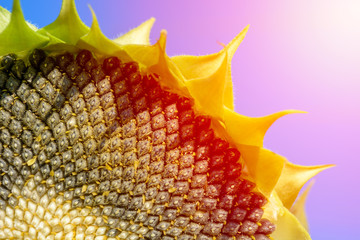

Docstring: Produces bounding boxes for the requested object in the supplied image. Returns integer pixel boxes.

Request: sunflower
[0,0,332,239]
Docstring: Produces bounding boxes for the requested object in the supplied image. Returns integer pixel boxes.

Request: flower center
[0,49,275,240]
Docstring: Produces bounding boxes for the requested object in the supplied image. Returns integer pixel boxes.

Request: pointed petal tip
[276,162,334,209]
[243,24,250,32]
[41,0,89,45]
[287,109,308,114]
[12,0,21,15]
[223,108,307,148]
[11,0,26,22]
[149,17,156,23]
[158,29,167,49]
[148,17,156,29]
[160,29,167,37]
[87,4,99,27]
[0,0,49,55]
[225,24,251,55]
[88,4,96,19]
[267,109,308,122]
[113,17,156,45]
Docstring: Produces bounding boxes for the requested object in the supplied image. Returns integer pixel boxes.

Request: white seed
[61,215,71,225]
[40,195,50,208]
[48,201,57,214]
[85,226,97,235]
[5,206,14,219]
[63,223,74,233]
[4,216,13,228]
[36,205,45,218]
[24,211,33,225]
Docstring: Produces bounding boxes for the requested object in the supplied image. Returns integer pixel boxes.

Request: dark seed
[11,59,26,79]
[91,65,106,83]
[103,56,120,74]
[76,49,93,67]
[24,66,37,83]
[1,54,16,70]
[56,52,74,71]
[66,61,82,79]
[195,115,211,130]
[5,76,20,93]
[0,71,7,87]
[29,49,46,69]
[122,61,138,75]
[40,56,56,76]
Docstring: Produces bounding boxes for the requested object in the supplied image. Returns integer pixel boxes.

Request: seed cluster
[0,49,275,240]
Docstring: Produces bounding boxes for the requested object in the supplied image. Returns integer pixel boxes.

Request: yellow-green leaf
[0,6,11,32]
[43,0,89,45]
[0,0,49,56]
[78,6,128,59]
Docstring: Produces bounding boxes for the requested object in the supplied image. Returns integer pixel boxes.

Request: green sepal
[42,43,81,56]
[37,28,66,46]
[0,0,49,56]
[0,6,11,32]
[42,0,89,45]
[77,6,131,60]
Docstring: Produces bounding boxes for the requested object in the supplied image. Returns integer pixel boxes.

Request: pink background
[3,0,359,239]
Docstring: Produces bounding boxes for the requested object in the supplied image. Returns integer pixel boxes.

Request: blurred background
[2,0,359,239]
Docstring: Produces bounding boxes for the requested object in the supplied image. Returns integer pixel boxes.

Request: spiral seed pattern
[0,49,275,240]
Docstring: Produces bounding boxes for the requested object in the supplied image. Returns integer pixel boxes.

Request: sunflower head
[0,0,332,239]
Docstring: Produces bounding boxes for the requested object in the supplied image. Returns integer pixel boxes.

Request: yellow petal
[275,161,334,209]
[172,25,249,110]
[183,51,228,119]
[171,51,224,80]
[224,106,306,147]
[263,191,311,240]
[262,191,283,222]
[113,18,155,45]
[42,0,89,45]
[272,205,312,240]
[237,144,285,198]
[149,36,189,96]
[290,180,315,231]
[122,30,188,96]
[223,25,249,109]
[121,37,161,67]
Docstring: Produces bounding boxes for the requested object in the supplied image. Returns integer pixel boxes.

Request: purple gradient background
[3,0,359,239]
